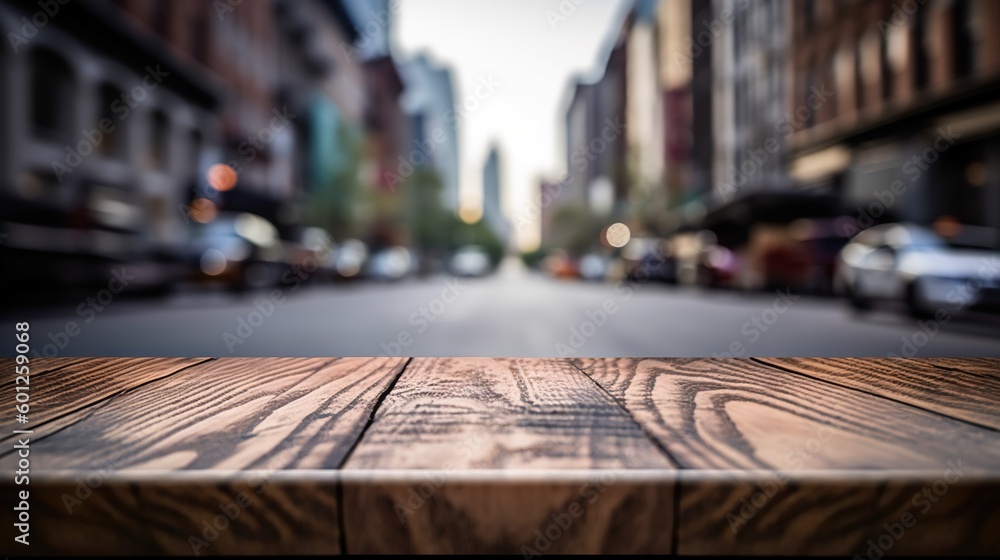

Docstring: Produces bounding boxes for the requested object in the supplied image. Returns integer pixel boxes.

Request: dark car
[623,237,676,283]
[184,212,286,290]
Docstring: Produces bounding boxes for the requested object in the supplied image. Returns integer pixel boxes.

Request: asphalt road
[9,258,1000,358]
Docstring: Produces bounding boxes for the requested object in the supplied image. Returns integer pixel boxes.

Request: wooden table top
[2,357,998,555]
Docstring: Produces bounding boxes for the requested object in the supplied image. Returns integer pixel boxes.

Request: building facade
[399,53,460,213]
[481,144,509,245]
[0,0,222,254]
[0,0,370,292]
[788,0,1000,247]
[712,0,789,203]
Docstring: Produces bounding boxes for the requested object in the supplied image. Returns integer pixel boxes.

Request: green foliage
[550,204,606,256]
[303,122,369,240]
[520,247,549,269]
[405,168,448,251]
[449,218,504,265]
[403,168,503,264]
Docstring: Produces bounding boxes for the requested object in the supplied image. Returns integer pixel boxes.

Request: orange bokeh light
[207,163,238,192]
[190,198,218,224]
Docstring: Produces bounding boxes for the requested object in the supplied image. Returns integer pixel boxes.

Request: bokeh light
[189,198,218,224]
[605,222,631,248]
[207,163,238,192]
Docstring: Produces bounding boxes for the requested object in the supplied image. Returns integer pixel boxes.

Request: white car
[449,245,492,277]
[366,246,414,281]
[834,223,1000,317]
[579,253,610,281]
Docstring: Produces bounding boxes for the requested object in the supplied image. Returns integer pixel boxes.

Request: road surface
[8,258,1000,358]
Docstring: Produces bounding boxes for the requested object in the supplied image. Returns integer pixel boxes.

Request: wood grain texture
[573,358,1000,555]
[0,478,341,556]
[0,357,96,376]
[677,473,1000,556]
[1,357,407,473]
[572,358,1000,470]
[343,477,673,554]
[340,357,674,554]
[7,357,1000,556]
[758,357,1000,431]
[922,358,1000,379]
[343,357,673,470]
[0,357,206,445]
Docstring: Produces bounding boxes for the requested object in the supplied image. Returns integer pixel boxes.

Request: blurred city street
[10,257,1000,358]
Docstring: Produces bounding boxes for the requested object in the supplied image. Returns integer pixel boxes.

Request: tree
[304,121,370,241]
[550,204,606,256]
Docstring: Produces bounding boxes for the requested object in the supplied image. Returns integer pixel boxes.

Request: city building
[0,0,223,257]
[788,0,1000,248]
[0,0,370,292]
[363,55,408,192]
[564,79,597,212]
[624,0,666,230]
[562,21,628,221]
[271,0,366,238]
[399,53,460,213]
[688,0,715,202]
[481,144,509,245]
[592,16,629,217]
[656,0,693,211]
[537,179,563,250]
[711,0,790,203]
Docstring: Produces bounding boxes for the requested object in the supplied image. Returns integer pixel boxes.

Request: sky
[392,0,631,251]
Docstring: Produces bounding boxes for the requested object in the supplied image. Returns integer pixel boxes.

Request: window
[30,48,73,141]
[914,9,928,89]
[148,110,169,170]
[803,1,815,35]
[97,83,124,158]
[953,0,978,78]
[192,10,209,63]
[854,38,865,110]
[150,0,168,37]
[880,29,892,101]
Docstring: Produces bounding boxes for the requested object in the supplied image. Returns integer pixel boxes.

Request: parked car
[366,246,415,281]
[621,237,676,283]
[750,219,853,295]
[0,188,183,294]
[834,223,1000,317]
[449,245,493,277]
[541,250,580,279]
[185,212,285,290]
[697,243,740,288]
[578,252,611,281]
[285,227,336,282]
[332,239,368,280]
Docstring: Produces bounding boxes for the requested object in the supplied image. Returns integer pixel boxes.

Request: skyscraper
[481,144,509,245]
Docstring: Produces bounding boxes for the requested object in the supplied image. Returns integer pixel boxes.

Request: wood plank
[572,358,1000,469]
[10,356,1000,556]
[0,357,207,445]
[2,357,407,472]
[341,357,674,554]
[758,357,1000,431]
[677,472,1000,556]
[343,475,674,555]
[344,357,673,470]
[0,476,341,555]
[573,358,1000,555]
[0,357,96,377]
[922,357,1000,379]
